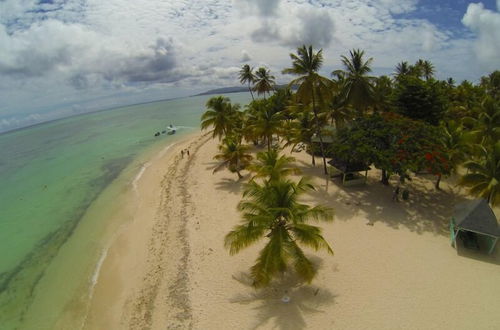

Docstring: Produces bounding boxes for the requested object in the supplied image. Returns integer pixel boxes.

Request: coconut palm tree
[245,99,284,150]
[225,178,333,287]
[336,49,374,116]
[395,61,411,81]
[239,64,256,100]
[253,67,275,98]
[422,60,435,81]
[440,120,470,172]
[463,96,500,146]
[282,103,317,164]
[283,45,333,174]
[459,143,500,206]
[201,96,239,140]
[372,75,393,113]
[213,136,253,179]
[248,149,301,182]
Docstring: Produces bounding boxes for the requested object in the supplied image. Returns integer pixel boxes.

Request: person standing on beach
[181,149,184,158]
[392,185,400,202]
[187,149,190,157]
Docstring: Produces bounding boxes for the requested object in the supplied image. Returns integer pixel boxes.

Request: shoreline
[82,132,207,329]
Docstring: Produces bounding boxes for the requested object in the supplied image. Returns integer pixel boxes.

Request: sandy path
[84,133,209,329]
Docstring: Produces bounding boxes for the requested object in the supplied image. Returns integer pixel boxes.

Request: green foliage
[248,149,301,182]
[282,45,333,173]
[201,96,240,140]
[245,98,284,150]
[253,67,275,98]
[335,49,375,115]
[331,113,448,180]
[480,70,500,99]
[225,178,333,287]
[213,136,253,179]
[239,64,256,100]
[393,76,447,125]
[462,96,500,147]
[460,143,500,206]
[372,75,393,113]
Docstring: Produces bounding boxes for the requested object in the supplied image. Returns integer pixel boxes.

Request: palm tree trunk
[311,90,328,175]
[248,83,255,101]
[381,169,389,185]
[236,170,243,179]
[267,134,272,151]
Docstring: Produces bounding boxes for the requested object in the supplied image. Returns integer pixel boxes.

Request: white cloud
[462,2,500,71]
[240,50,251,62]
[0,0,497,132]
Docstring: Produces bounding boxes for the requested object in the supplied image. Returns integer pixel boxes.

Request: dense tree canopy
[393,76,447,126]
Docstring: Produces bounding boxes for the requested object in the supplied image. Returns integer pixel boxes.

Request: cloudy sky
[1,0,499,132]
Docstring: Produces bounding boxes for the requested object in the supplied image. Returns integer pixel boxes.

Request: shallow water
[0,92,252,329]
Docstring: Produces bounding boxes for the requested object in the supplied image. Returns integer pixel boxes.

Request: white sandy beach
[83,133,500,330]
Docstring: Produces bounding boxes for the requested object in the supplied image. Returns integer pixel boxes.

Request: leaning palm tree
[337,49,374,115]
[248,149,301,182]
[283,45,332,174]
[225,178,333,287]
[253,67,275,98]
[201,96,239,140]
[213,136,253,179]
[459,143,500,206]
[239,64,256,100]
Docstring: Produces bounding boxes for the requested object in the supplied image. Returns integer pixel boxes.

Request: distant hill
[193,84,291,96]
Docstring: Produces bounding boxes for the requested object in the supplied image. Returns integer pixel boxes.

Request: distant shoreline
[0,91,253,136]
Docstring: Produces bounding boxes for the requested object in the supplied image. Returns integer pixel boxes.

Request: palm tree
[283,45,332,174]
[422,60,435,80]
[225,178,333,287]
[246,100,284,151]
[213,136,253,179]
[395,61,411,80]
[463,96,500,146]
[201,96,239,140]
[337,49,374,115]
[239,64,256,100]
[459,143,500,206]
[372,75,393,113]
[253,67,275,98]
[434,120,469,189]
[248,149,301,182]
[282,104,317,164]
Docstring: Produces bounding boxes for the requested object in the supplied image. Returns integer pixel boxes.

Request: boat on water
[166,124,176,135]
[154,124,176,137]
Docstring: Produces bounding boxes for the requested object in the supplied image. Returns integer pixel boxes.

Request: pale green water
[0,92,252,329]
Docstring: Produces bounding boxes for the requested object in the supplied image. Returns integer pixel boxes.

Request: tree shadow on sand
[214,177,248,194]
[229,259,336,330]
[295,159,469,236]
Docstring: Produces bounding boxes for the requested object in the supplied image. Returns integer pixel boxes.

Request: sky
[0,0,499,133]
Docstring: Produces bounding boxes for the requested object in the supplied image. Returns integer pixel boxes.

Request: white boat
[166,124,176,135]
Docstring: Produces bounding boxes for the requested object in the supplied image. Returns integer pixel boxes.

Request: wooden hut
[450,199,500,255]
[327,158,371,186]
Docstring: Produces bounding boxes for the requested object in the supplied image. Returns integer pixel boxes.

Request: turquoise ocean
[0,92,251,329]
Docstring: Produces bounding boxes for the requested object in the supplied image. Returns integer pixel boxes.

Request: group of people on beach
[181,149,190,158]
